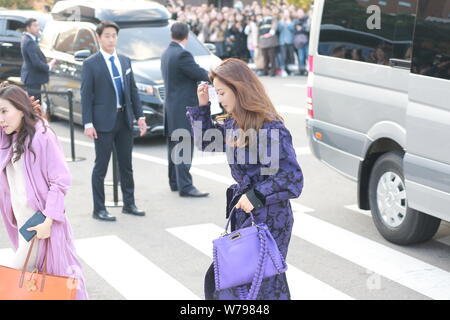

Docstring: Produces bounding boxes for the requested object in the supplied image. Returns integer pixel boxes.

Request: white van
[306,0,450,245]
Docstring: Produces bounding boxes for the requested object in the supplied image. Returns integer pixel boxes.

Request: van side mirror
[74,49,91,61]
[204,43,216,55]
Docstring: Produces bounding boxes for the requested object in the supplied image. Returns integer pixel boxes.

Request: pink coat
[0,120,88,299]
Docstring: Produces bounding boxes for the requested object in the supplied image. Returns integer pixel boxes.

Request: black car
[0,10,52,80]
[41,0,221,137]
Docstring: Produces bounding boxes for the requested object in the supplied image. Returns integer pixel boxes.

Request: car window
[54,26,77,54]
[73,28,98,54]
[318,0,417,65]
[116,25,209,61]
[411,0,450,80]
[5,18,25,37]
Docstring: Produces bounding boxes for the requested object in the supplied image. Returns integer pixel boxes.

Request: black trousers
[262,46,277,76]
[25,83,42,102]
[167,133,194,193]
[92,111,135,212]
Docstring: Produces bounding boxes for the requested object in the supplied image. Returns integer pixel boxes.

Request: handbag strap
[238,225,268,300]
[19,236,49,291]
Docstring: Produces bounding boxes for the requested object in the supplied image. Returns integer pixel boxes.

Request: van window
[40,23,60,49]
[411,0,450,80]
[73,28,98,54]
[54,26,77,54]
[318,0,417,64]
[116,25,209,61]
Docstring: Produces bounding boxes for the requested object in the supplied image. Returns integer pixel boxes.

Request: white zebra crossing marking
[166,223,353,300]
[345,204,371,217]
[0,248,14,267]
[74,235,199,300]
[437,235,450,246]
[284,84,306,88]
[345,204,450,246]
[276,105,307,115]
[58,137,450,299]
[291,211,450,300]
[192,147,311,165]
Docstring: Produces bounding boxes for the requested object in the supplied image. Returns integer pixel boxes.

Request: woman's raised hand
[197,83,210,106]
[29,96,43,116]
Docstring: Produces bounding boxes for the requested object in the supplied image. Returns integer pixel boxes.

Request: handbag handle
[223,206,256,235]
[19,236,49,292]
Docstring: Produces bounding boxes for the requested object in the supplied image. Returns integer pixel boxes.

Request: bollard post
[105,146,123,207]
[65,89,86,162]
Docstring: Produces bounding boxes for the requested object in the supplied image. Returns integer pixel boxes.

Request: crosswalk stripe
[344,205,450,246]
[345,204,372,217]
[291,211,450,300]
[59,136,450,299]
[74,235,199,300]
[276,105,307,115]
[192,147,311,165]
[166,223,353,300]
[437,235,450,246]
[291,201,315,214]
[284,84,306,88]
[0,248,15,267]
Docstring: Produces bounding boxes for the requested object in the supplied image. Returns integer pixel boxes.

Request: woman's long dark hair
[0,84,46,162]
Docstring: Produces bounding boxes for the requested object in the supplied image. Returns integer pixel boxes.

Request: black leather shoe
[93,209,116,222]
[180,187,209,198]
[170,186,178,192]
[122,204,146,216]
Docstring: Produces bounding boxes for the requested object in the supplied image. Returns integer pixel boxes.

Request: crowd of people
[167,0,313,77]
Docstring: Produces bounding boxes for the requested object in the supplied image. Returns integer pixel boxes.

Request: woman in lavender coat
[186,58,304,300]
[0,85,87,299]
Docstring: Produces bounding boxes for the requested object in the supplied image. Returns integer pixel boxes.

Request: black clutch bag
[19,211,46,242]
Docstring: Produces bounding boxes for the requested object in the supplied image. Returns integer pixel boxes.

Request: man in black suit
[81,21,147,222]
[20,18,56,103]
[161,22,210,198]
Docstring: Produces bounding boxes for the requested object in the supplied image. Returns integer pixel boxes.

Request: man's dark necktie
[109,56,125,107]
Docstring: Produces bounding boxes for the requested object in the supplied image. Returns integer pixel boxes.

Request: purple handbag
[212,208,288,300]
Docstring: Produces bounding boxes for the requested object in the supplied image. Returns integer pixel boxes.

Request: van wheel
[368,151,441,245]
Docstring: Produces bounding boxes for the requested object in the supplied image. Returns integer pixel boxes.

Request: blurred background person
[293,9,310,75]
[258,6,279,77]
[161,22,210,198]
[20,18,56,104]
[277,9,295,76]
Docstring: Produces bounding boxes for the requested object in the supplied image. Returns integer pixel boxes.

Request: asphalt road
[0,75,449,300]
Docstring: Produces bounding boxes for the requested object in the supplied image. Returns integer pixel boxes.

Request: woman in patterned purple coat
[186,58,304,300]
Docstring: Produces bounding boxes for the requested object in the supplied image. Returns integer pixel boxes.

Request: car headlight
[136,82,156,95]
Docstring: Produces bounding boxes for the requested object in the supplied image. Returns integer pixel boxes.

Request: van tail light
[308,55,314,73]
[306,55,314,118]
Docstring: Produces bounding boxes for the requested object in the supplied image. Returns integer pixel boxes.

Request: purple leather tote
[213,208,288,300]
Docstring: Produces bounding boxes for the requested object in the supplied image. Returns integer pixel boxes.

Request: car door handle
[1,42,13,48]
[389,58,411,69]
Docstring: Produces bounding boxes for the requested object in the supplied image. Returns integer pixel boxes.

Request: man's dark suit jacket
[160,41,209,136]
[20,34,49,85]
[81,52,144,132]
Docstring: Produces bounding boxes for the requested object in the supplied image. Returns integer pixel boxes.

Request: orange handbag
[0,237,78,300]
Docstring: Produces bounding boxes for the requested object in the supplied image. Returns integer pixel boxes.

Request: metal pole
[65,89,85,162]
[106,146,123,207]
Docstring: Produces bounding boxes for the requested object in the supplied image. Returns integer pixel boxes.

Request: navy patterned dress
[186,103,304,300]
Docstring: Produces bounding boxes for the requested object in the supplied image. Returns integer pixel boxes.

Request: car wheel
[368,151,441,245]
